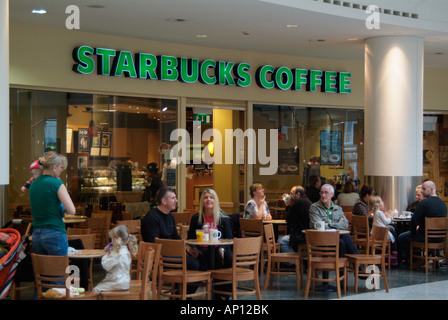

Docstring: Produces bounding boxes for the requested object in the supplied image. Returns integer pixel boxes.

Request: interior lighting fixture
[31,9,47,14]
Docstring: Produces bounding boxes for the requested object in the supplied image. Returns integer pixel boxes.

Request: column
[0,0,9,227]
[364,36,423,212]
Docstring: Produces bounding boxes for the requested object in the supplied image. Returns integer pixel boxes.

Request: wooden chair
[67,227,92,235]
[121,212,133,221]
[179,225,189,240]
[67,233,96,291]
[210,236,262,300]
[345,226,389,293]
[130,242,161,300]
[117,219,142,242]
[351,215,370,254]
[172,211,191,226]
[410,217,448,274]
[304,230,347,299]
[86,217,108,249]
[92,210,113,246]
[240,218,276,276]
[263,223,300,291]
[344,212,353,231]
[100,248,155,300]
[340,206,354,213]
[155,238,212,300]
[31,253,100,300]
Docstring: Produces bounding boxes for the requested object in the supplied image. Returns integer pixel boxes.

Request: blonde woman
[187,189,233,270]
[30,151,75,256]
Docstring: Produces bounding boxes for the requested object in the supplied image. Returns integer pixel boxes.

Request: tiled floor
[11,262,448,300]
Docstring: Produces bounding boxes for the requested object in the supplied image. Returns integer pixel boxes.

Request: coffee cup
[196,229,204,242]
[210,229,222,242]
[314,221,325,231]
[282,193,291,204]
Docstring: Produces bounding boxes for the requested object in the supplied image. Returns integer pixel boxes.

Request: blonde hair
[39,151,68,170]
[249,183,263,198]
[109,225,138,257]
[368,196,382,214]
[198,189,226,225]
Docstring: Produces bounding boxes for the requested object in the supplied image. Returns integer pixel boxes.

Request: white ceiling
[9,0,448,68]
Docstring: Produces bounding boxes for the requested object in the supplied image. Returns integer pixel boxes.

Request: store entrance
[185,105,246,215]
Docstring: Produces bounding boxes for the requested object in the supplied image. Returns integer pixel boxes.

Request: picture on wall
[320,130,343,166]
[78,128,90,153]
[277,149,300,175]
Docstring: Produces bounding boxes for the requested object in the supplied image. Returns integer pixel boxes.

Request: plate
[329,154,341,163]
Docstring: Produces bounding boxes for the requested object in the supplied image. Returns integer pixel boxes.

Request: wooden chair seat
[345,225,389,293]
[304,230,347,299]
[211,236,262,300]
[263,223,300,291]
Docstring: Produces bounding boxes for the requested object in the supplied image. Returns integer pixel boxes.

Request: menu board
[277,149,299,175]
[320,131,343,166]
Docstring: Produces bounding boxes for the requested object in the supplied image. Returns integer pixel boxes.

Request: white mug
[210,229,222,242]
[314,221,325,231]
[203,232,210,242]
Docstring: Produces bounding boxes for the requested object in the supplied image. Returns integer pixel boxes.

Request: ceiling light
[286,24,298,28]
[31,9,47,14]
[196,34,208,38]
[162,106,168,112]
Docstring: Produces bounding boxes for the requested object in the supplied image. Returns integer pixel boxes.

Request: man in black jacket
[279,186,312,253]
[397,180,447,268]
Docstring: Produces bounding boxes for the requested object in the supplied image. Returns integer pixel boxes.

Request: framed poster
[320,131,343,166]
[78,128,90,153]
[277,149,299,175]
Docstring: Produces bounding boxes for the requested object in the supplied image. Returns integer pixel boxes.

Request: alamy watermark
[169,122,278,175]
[66,5,80,30]
[365,5,380,30]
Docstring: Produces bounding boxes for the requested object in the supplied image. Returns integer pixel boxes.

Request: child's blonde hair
[109,225,138,257]
[368,196,382,214]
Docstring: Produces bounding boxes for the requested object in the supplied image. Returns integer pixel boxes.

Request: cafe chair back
[263,223,301,291]
[304,230,347,299]
[67,233,96,291]
[155,238,211,300]
[129,241,161,299]
[100,248,155,300]
[351,215,370,254]
[410,217,448,274]
[31,253,100,300]
[211,236,262,300]
[345,225,389,293]
[67,227,92,235]
[117,219,142,242]
[172,211,192,226]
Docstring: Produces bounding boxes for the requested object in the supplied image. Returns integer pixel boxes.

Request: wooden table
[393,217,411,236]
[302,229,350,234]
[68,249,106,259]
[186,239,233,270]
[264,219,287,240]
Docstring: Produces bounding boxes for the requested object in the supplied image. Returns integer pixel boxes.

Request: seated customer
[309,184,359,256]
[140,187,180,243]
[406,185,424,213]
[336,180,359,206]
[187,189,233,271]
[278,186,311,253]
[243,183,272,220]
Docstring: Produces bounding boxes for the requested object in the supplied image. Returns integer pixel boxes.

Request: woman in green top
[30,151,75,255]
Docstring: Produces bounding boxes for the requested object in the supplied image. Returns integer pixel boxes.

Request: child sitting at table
[93,225,138,292]
[369,196,398,264]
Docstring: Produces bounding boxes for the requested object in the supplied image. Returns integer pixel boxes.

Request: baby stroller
[0,219,32,299]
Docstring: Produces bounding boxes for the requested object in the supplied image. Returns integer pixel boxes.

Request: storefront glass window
[9,88,177,217]
[252,104,365,212]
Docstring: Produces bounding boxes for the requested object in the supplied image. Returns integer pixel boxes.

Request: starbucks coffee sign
[72,45,351,94]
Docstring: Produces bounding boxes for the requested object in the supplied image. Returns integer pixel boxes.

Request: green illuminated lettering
[294,69,308,91]
[179,57,199,83]
[274,67,293,90]
[136,53,158,79]
[217,61,235,85]
[235,63,251,87]
[323,71,337,93]
[96,48,116,76]
[158,55,178,81]
[112,51,137,78]
[72,45,95,74]
[199,60,216,85]
[338,72,351,93]
[307,70,323,92]
[256,65,274,89]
